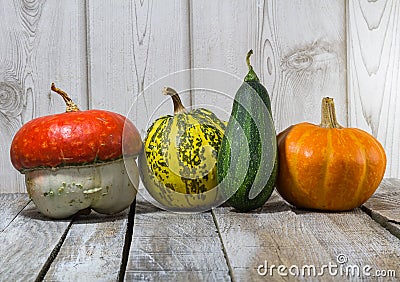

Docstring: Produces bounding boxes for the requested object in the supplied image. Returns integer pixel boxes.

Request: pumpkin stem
[51,83,80,112]
[244,49,260,82]
[320,97,343,129]
[163,87,187,115]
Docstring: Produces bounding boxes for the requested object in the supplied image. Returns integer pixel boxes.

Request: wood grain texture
[87,0,191,138]
[363,178,400,238]
[190,0,250,120]
[44,210,130,281]
[251,0,347,133]
[191,0,347,132]
[0,193,29,232]
[348,0,400,178]
[0,0,88,193]
[0,201,71,280]
[125,196,230,281]
[213,192,400,281]
[2,0,398,191]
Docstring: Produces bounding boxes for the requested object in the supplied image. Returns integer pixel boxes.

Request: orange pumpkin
[276,97,386,211]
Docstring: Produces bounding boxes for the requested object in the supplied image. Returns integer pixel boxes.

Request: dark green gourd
[217,50,278,212]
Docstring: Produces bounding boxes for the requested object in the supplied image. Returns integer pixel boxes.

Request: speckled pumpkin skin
[140,108,226,211]
[277,123,387,211]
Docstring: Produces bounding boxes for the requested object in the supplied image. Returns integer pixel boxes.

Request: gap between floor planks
[362,178,400,239]
[210,180,400,281]
[0,195,135,281]
[0,178,399,281]
[124,179,400,281]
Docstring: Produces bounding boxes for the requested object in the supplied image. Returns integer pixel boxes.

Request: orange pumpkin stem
[163,87,187,115]
[320,97,342,129]
[51,83,80,112]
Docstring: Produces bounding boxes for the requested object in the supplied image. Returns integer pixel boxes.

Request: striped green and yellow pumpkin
[139,87,226,212]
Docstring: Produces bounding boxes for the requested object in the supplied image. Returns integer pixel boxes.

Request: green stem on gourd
[51,83,80,112]
[163,87,187,115]
[320,97,343,129]
[244,49,260,82]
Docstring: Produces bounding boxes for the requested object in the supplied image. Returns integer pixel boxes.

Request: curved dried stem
[51,83,80,112]
[162,87,187,115]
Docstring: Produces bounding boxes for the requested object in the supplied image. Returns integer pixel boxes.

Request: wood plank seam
[0,199,31,233]
[361,205,400,240]
[118,199,137,282]
[35,220,74,282]
[211,210,234,282]
[345,0,350,126]
[83,0,91,111]
[188,0,194,107]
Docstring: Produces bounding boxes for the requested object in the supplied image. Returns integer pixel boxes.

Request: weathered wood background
[1,0,399,193]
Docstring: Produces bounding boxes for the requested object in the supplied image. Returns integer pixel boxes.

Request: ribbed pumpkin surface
[277,122,386,211]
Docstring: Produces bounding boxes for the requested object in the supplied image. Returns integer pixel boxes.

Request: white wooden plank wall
[191,0,249,120]
[251,0,347,132]
[87,0,191,133]
[0,1,87,193]
[1,0,399,193]
[348,0,400,177]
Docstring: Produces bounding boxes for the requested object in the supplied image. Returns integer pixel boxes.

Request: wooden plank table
[0,179,399,281]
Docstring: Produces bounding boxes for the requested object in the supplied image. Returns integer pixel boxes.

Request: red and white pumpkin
[10,84,142,218]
